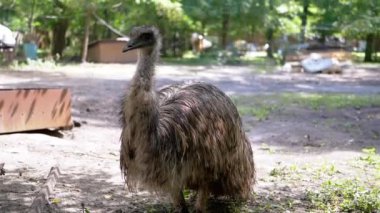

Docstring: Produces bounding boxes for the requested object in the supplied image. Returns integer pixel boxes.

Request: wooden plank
[0,88,73,133]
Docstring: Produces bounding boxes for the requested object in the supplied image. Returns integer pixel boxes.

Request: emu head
[123,26,161,53]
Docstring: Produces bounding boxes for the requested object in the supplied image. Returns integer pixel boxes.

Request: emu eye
[140,32,153,41]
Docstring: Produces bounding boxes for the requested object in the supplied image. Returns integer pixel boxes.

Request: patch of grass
[360,147,380,167]
[161,57,219,66]
[237,105,273,121]
[232,95,277,121]
[162,51,280,72]
[314,163,339,179]
[281,93,380,110]
[232,93,380,118]
[267,162,305,182]
[259,143,276,154]
[306,179,380,212]
[262,148,380,212]
[306,148,380,212]
[269,166,288,178]
[352,52,380,63]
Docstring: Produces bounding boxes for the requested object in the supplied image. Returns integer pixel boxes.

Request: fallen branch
[30,166,61,213]
[0,163,5,175]
[92,12,127,37]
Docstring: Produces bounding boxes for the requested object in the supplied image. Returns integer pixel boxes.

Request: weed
[307,148,380,212]
[269,167,287,178]
[259,143,276,154]
[306,179,380,212]
[360,147,380,166]
[183,189,192,200]
[315,163,339,177]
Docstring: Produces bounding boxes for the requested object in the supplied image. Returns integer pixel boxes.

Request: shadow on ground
[0,169,42,212]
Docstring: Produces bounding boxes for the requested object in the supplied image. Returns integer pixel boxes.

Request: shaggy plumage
[120,26,255,212]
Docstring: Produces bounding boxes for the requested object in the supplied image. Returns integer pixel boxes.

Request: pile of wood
[284,49,351,74]
[285,49,352,62]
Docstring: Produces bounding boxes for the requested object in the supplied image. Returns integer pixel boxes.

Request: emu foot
[194,189,209,213]
[173,205,189,213]
[172,189,189,213]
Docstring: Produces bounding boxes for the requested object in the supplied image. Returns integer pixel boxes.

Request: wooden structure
[0,88,73,134]
[87,40,138,63]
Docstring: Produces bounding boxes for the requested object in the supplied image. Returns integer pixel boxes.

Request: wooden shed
[87,39,138,63]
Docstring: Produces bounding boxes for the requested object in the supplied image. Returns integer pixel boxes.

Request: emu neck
[126,47,159,143]
[131,49,158,91]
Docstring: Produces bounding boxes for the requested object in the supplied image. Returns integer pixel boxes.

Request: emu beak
[122,42,137,52]
[122,39,145,52]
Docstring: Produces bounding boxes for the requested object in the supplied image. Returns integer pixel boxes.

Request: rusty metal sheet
[0,88,73,134]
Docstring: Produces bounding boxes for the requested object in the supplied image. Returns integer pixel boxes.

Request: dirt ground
[0,63,379,212]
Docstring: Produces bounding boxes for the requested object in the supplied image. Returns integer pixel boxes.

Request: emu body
[120,26,255,212]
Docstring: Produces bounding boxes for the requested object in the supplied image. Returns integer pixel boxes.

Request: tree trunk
[266,0,274,58]
[28,0,36,32]
[81,9,91,63]
[266,28,274,58]
[300,0,309,43]
[364,33,374,62]
[221,2,230,49]
[51,0,69,58]
[375,34,379,61]
[201,21,206,34]
[52,18,69,57]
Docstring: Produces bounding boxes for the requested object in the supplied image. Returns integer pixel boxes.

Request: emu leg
[195,189,208,212]
[171,189,188,213]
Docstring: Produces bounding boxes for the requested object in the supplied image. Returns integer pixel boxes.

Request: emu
[120,26,255,212]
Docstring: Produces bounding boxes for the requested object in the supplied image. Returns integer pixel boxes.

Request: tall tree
[182,0,250,49]
[340,0,380,62]
[312,0,343,43]
[300,0,309,43]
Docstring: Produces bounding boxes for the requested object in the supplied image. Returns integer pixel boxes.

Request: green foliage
[340,0,380,37]
[281,93,380,110]
[307,148,380,212]
[269,166,287,178]
[1,0,195,58]
[232,94,277,121]
[2,0,379,60]
[307,179,380,212]
[310,0,343,37]
[360,147,380,167]
[237,105,273,121]
[163,50,279,68]
[352,52,380,63]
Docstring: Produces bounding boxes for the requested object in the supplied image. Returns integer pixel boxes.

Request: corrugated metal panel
[0,88,73,133]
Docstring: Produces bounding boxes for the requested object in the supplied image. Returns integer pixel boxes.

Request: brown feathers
[120,26,255,212]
